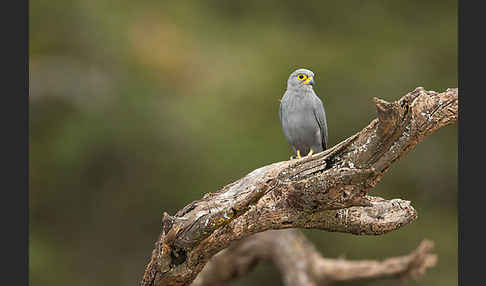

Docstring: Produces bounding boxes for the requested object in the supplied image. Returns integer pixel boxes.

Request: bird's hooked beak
[303,76,314,86]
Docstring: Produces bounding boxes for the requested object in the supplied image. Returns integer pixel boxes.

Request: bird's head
[287,68,315,90]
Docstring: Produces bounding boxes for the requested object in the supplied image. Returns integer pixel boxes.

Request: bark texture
[140,87,458,286]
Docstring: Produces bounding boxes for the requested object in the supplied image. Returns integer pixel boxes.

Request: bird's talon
[307,149,314,156]
[296,150,302,159]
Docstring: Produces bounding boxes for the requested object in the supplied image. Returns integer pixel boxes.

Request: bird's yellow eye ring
[297,74,307,81]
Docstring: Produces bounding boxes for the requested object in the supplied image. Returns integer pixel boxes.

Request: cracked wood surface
[140,87,458,286]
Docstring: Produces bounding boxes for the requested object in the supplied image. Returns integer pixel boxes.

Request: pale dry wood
[140,87,458,286]
[191,229,437,286]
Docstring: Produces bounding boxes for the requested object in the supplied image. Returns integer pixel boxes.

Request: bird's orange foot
[296,150,302,159]
[307,149,314,156]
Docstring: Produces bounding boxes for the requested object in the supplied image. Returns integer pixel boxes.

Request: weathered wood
[140,87,458,286]
[191,229,437,286]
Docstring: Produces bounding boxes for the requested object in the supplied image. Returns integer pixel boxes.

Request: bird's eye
[297,74,307,81]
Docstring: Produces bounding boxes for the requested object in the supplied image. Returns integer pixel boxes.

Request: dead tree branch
[191,229,437,286]
[140,87,458,286]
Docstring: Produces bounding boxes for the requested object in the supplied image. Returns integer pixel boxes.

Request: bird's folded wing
[313,97,328,150]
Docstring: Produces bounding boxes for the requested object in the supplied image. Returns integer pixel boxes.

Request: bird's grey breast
[280,89,321,148]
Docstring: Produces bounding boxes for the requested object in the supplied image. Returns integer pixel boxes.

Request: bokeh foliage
[30,1,457,285]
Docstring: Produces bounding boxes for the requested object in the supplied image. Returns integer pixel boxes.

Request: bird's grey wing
[313,96,328,150]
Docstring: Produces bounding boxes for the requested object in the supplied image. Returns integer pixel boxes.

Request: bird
[279,68,328,159]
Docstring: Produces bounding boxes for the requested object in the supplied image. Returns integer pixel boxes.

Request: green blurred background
[29,1,457,285]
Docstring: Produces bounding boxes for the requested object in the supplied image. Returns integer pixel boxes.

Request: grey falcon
[279,68,328,159]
